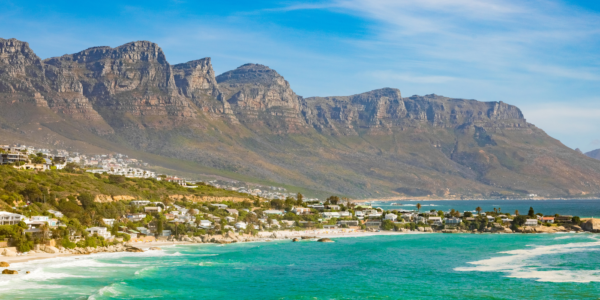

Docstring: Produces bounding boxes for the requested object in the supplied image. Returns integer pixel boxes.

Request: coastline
[0,230,426,266]
[352,197,600,203]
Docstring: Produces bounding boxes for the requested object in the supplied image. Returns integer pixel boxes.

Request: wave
[455,240,600,282]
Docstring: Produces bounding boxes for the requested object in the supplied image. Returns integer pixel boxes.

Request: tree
[528,207,535,217]
[416,203,421,212]
[464,211,473,218]
[296,193,304,206]
[572,216,581,225]
[476,207,482,215]
[156,216,164,236]
[78,193,95,210]
[515,210,519,216]
[64,162,79,173]
[108,175,126,184]
[327,196,340,205]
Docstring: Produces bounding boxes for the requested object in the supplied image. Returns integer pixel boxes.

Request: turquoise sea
[2,200,600,299]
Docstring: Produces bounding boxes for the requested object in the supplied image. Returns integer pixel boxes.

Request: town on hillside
[0,144,301,200]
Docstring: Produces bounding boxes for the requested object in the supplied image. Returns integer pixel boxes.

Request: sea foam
[456,239,600,282]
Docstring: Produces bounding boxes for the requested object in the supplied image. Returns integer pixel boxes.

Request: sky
[2,0,600,151]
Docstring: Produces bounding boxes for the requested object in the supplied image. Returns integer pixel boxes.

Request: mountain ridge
[2,37,600,199]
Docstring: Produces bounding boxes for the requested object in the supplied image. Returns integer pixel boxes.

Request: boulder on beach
[2,248,17,257]
[2,269,17,275]
[301,236,316,240]
[0,262,9,267]
[149,247,162,251]
[43,246,60,254]
[317,238,334,243]
[582,219,600,232]
[292,238,299,242]
[125,247,144,253]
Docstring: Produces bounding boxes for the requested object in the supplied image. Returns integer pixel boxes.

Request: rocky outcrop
[216,64,308,133]
[0,261,9,267]
[582,219,600,232]
[317,238,334,243]
[2,269,17,275]
[1,247,17,257]
[173,58,231,117]
[125,246,144,253]
[0,38,49,107]
[304,90,528,135]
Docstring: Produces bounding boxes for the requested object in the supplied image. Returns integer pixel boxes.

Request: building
[555,215,573,223]
[291,207,311,215]
[445,218,462,227]
[86,227,112,239]
[199,220,213,228]
[385,213,398,221]
[225,209,239,216]
[541,217,555,224]
[165,177,186,186]
[131,200,151,206]
[102,218,116,226]
[235,222,247,230]
[322,212,341,219]
[365,221,382,229]
[211,203,228,209]
[355,211,365,220]
[0,211,26,225]
[525,219,539,227]
[428,217,443,226]
[263,210,284,216]
[326,205,341,211]
[126,213,147,222]
[337,220,359,227]
[144,206,162,213]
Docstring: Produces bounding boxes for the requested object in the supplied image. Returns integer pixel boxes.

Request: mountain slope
[2,37,600,199]
[586,149,600,160]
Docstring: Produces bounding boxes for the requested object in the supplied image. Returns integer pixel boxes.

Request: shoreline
[0,227,589,267]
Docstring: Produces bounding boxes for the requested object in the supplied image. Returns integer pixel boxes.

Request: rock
[149,247,162,251]
[125,247,144,253]
[417,227,425,232]
[26,271,30,274]
[317,238,334,243]
[0,262,9,267]
[292,238,299,242]
[2,269,17,275]
[424,227,433,232]
[582,219,600,232]
[2,248,17,257]
[43,246,60,254]
[301,236,316,240]
[572,225,582,231]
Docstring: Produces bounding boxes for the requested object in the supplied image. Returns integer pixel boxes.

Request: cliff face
[0,38,49,107]
[216,64,308,133]
[303,89,527,135]
[2,38,600,199]
[43,41,196,130]
[172,58,228,117]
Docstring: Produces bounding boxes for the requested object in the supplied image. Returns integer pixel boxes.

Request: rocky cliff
[216,63,308,133]
[2,38,600,198]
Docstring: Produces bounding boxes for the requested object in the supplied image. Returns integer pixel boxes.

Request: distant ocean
[372,199,600,218]
[2,200,600,299]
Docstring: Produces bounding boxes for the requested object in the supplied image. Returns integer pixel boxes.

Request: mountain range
[2,37,600,199]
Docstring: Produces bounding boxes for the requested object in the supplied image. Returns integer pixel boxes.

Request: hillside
[2,38,600,199]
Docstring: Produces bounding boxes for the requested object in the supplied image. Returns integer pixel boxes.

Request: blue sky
[3,0,600,151]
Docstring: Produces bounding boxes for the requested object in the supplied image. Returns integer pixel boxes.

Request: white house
[0,211,26,225]
[235,222,247,230]
[428,217,443,226]
[338,211,351,217]
[445,218,462,225]
[199,220,213,228]
[211,204,228,209]
[86,227,112,239]
[385,213,398,221]
[144,206,162,213]
[322,212,341,219]
[102,218,116,226]
[225,209,239,216]
[525,219,539,227]
[355,211,365,219]
[130,200,151,206]
[126,213,147,222]
[263,210,284,216]
[225,216,236,223]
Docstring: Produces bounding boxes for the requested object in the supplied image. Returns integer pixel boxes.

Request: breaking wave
[455,238,600,282]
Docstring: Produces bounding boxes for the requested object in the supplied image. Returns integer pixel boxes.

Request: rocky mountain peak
[173,58,227,116]
[216,63,285,86]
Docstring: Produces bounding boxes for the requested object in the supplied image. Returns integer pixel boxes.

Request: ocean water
[2,233,600,299]
[371,199,600,217]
